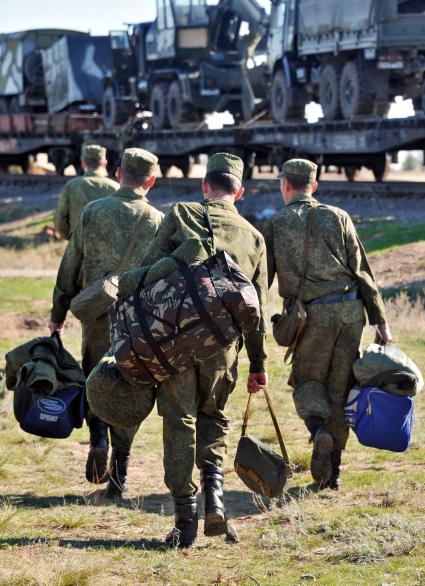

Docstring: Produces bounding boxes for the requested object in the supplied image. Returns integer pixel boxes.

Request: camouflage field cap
[121,148,158,176]
[82,144,106,162]
[277,158,318,183]
[207,152,244,182]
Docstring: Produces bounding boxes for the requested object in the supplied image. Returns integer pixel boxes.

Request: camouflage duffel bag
[109,250,261,385]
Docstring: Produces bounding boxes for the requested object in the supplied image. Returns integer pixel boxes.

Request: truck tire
[167,80,196,129]
[150,83,169,130]
[339,61,374,119]
[319,64,341,120]
[271,70,305,122]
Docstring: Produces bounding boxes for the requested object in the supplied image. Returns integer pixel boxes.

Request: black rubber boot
[326,450,342,491]
[165,496,198,548]
[201,465,228,537]
[306,416,333,485]
[103,448,129,499]
[86,417,109,484]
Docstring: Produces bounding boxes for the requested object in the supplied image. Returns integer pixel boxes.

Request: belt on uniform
[307,290,359,305]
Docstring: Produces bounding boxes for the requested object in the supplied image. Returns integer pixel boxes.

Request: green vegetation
[0,280,424,585]
[358,220,425,255]
[0,277,54,313]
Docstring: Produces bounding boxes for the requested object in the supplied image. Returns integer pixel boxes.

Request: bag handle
[116,203,151,275]
[297,204,317,300]
[242,386,292,472]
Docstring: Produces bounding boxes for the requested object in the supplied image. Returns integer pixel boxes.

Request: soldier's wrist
[249,362,266,374]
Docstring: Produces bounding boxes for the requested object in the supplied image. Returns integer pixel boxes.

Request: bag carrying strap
[202,204,216,255]
[116,203,151,275]
[283,204,317,364]
[241,386,292,476]
[297,204,317,300]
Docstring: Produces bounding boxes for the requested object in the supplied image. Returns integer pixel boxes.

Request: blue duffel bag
[344,385,414,452]
[14,384,85,439]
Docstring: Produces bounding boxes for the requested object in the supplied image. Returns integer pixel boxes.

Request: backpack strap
[202,204,216,255]
[116,203,151,275]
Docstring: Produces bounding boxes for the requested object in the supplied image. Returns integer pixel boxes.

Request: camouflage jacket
[54,171,119,240]
[51,187,164,323]
[143,198,269,373]
[262,194,386,325]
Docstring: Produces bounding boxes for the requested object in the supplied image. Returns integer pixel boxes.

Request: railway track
[0,173,424,199]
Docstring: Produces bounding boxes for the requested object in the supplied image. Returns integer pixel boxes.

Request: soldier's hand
[247,372,268,394]
[375,322,393,345]
[48,321,65,335]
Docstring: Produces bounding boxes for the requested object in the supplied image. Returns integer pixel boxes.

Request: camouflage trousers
[82,315,139,451]
[157,342,239,497]
[289,299,365,450]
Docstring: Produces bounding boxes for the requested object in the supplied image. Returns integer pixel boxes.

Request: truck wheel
[339,61,374,119]
[167,81,196,129]
[319,64,341,120]
[150,83,169,129]
[103,88,117,130]
[271,70,305,122]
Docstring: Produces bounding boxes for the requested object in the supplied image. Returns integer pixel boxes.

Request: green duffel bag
[86,351,156,428]
[234,387,292,498]
[353,343,423,397]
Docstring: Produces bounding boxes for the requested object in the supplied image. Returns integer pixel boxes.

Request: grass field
[0,209,424,585]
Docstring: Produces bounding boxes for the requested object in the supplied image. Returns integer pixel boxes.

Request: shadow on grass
[0,494,84,508]
[0,536,165,551]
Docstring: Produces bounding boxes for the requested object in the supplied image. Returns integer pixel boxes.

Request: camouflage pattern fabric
[81,315,140,451]
[263,193,386,451]
[289,300,366,450]
[206,152,244,181]
[121,148,158,176]
[143,199,269,373]
[51,186,164,324]
[55,171,119,240]
[110,250,261,385]
[157,341,239,497]
[277,158,318,183]
[263,194,386,325]
[86,351,156,429]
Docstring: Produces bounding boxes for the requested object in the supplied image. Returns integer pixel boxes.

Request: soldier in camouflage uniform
[55,144,119,240]
[263,159,392,489]
[143,153,269,547]
[49,148,164,497]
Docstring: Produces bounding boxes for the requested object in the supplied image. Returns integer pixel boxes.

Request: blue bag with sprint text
[345,385,414,452]
[14,384,85,439]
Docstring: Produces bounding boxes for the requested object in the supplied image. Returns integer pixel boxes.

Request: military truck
[268,0,425,121]
[0,29,84,114]
[102,0,269,129]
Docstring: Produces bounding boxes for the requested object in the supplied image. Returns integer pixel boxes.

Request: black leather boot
[326,450,342,491]
[201,465,228,537]
[103,448,129,499]
[306,416,333,485]
[165,496,198,548]
[86,417,109,484]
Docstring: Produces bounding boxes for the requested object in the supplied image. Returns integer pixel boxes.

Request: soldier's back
[79,189,163,288]
[66,173,119,231]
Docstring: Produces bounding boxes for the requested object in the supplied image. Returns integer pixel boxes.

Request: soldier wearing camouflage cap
[263,158,392,489]
[50,147,164,498]
[54,144,119,240]
[142,152,269,548]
